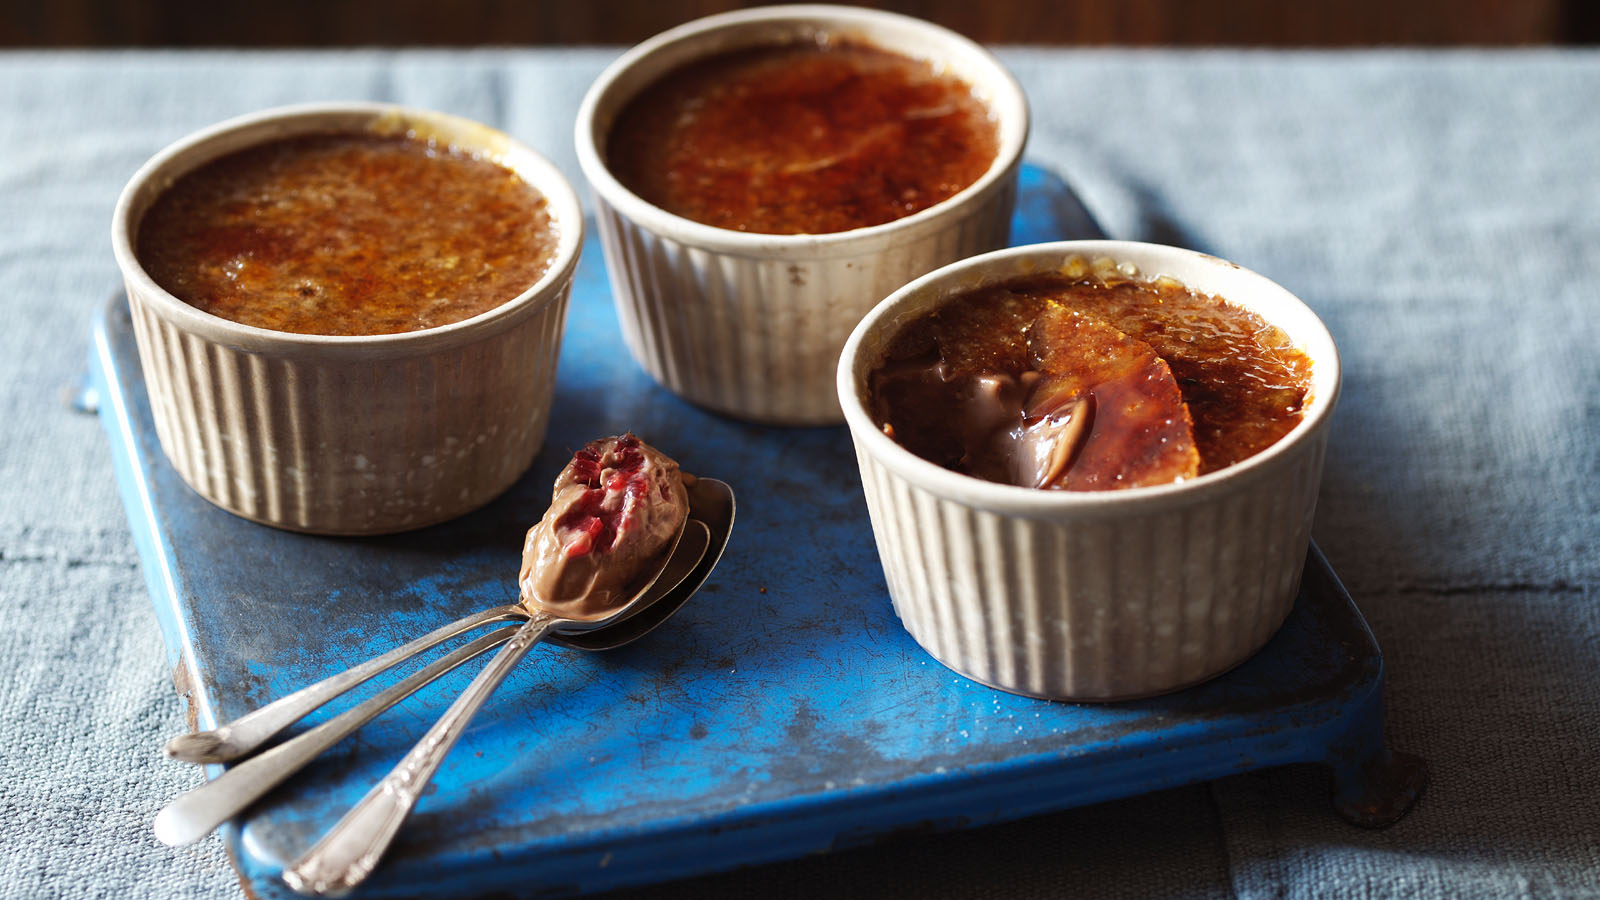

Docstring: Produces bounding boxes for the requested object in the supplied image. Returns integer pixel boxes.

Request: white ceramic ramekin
[112,103,584,535]
[575,5,1029,425]
[838,241,1342,700]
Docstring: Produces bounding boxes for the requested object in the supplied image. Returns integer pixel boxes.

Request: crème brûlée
[136,132,559,336]
[605,39,999,235]
[868,260,1314,491]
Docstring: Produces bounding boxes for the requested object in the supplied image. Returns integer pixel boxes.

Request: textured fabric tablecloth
[2,47,1596,899]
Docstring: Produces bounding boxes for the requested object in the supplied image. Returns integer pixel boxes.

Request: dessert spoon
[284,476,735,896]
[164,606,527,765]
[151,518,713,849]
[164,481,710,766]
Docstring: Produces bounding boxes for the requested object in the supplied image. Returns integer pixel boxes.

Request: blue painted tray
[90,165,1422,899]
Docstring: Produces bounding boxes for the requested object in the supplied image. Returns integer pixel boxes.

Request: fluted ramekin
[838,241,1342,700]
[112,103,584,535]
[575,5,1029,425]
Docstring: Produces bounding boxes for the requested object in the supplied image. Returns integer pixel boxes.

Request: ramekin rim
[572,3,1030,255]
[111,100,584,352]
[836,239,1344,515]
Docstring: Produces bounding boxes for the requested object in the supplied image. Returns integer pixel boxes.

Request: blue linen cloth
[0,47,1596,899]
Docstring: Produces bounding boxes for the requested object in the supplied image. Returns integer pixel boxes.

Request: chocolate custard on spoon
[284,434,697,896]
[520,433,690,619]
[164,434,695,767]
[156,440,733,855]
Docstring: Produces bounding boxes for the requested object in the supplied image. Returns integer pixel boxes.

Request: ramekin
[837,241,1342,700]
[575,4,1029,425]
[112,103,584,535]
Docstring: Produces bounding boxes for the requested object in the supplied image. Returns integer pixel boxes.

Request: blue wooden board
[91,165,1407,899]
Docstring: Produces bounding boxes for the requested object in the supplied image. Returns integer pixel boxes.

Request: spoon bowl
[558,477,734,651]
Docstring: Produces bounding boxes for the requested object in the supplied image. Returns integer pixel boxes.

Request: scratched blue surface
[92,164,1390,899]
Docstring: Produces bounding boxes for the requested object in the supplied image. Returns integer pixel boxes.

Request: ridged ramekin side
[123,276,572,535]
[850,425,1329,701]
[594,178,1014,425]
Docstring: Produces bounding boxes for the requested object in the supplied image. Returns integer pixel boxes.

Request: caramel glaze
[870,274,1313,489]
[606,40,998,235]
[138,133,557,336]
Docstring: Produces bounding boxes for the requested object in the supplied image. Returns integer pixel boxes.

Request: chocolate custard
[519,434,690,620]
[606,40,998,235]
[137,133,558,336]
[869,264,1313,490]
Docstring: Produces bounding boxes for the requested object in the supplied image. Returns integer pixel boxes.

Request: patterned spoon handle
[282,613,557,897]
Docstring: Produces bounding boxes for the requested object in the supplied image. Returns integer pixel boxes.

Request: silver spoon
[164,478,715,766]
[151,519,713,849]
[164,606,526,765]
[283,478,734,897]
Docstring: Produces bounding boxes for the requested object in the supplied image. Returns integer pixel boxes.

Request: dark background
[5,0,1598,46]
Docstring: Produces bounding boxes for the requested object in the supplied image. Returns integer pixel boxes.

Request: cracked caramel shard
[1021,305,1198,489]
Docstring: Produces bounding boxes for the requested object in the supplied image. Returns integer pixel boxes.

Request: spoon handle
[283,613,557,897]
[165,604,528,764]
[153,625,521,848]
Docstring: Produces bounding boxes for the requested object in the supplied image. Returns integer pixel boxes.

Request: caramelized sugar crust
[870,273,1313,489]
[138,133,557,336]
[606,41,998,235]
